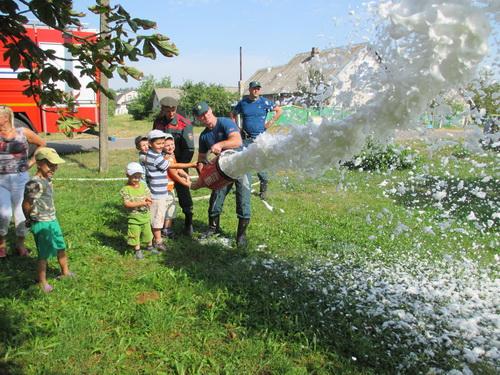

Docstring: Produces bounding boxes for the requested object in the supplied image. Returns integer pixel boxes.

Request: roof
[244,43,370,96]
[115,89,137,103]
[153,87,182,101]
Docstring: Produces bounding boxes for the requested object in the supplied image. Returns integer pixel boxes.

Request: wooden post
[99,0,110,172]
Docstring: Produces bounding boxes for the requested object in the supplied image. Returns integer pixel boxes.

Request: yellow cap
[34,147,65,164]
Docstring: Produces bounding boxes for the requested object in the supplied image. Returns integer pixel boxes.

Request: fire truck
[0,23,100,134]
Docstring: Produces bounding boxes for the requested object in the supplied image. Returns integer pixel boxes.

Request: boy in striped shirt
[145,130,196,250]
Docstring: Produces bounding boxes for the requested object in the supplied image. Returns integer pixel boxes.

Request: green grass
[0,139,498,374]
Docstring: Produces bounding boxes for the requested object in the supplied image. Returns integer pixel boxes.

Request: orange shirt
[165,154,176,191]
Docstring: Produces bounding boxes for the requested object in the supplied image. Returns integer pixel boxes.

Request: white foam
[220,0,493,178]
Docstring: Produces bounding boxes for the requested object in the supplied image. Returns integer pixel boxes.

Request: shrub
[343,138,420,171]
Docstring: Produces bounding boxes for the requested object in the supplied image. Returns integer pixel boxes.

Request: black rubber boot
[259,181,268,201]
[183,213,193,236]
[200,215,220,239]
[236,218,250,249]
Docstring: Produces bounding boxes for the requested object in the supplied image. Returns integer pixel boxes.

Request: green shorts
[31,219,67,260]
[127,213,153,247]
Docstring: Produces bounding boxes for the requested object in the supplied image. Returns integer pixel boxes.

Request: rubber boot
[183,213,193,236]
[200,215,220,239]
[236,218,250,249]
[259,181,268,201]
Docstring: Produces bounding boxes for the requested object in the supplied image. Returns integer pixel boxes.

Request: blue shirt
[233,96,276,138]
[199,117,243,154]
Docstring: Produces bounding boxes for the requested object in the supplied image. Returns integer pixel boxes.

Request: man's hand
[211,143,222,155]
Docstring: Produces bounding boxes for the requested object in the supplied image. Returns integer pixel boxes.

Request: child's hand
[24,218,31,228]
[144,197,153,206]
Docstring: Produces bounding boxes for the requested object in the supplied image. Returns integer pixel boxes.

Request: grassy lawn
[0,136,498,374]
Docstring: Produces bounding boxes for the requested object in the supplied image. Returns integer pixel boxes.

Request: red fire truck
[0,23,100,134]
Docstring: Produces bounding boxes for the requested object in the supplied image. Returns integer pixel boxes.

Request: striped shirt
[145,149,170,198]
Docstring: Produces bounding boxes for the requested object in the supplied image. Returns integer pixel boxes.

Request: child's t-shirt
[138,151,147,183]
[120,182,152,217]
[145,149,170,199]
[24,176,56,222]
[165,154,176,192]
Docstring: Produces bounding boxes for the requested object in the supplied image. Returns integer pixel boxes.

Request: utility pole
[239,46,244,99]
[235,46,244,128]
[99,0,110,172]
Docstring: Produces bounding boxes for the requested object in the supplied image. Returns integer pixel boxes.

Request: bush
[343,138,420,171]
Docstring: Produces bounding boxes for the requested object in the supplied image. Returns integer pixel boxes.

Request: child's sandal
[17,247,30,257]
[56,272,77,281]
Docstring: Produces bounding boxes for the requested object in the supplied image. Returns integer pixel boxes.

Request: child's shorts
[31,219,66,260]
[150,198,167,229]
[127,214,153,247]
[165,190,177,220]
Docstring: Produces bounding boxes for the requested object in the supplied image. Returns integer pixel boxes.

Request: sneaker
[135,250,144,260]
[154,240,169,252]
[161,228,177,239]
[146,246,159,254]
[42,283,54,292]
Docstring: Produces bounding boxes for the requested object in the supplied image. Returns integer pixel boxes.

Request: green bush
[343,138,420,171]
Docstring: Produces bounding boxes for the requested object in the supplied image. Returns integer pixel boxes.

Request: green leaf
[60,70,82,90]
[132,18,157,30]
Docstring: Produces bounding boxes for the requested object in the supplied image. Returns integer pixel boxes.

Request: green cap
[160,97,178,107]
[192,101,210,117]
[249,81,261,88]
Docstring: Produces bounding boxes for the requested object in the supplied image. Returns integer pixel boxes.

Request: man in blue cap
[230,81,282,201]
[192,101,251,249]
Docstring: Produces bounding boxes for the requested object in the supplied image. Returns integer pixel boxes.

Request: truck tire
[14,118,39,158]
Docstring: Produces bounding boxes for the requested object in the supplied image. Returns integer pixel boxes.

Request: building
[114,90,138,115]
[244,43,380,109]
[151,88,182,111]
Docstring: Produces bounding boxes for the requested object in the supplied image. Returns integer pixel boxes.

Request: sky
[71,0,380,90]
[70,0,499,90]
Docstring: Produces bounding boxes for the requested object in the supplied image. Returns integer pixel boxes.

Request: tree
[466,67,500,117]
[128,75,172,120]
[179,81,239,122]
[296,68,332,108]
[0,0,179,133]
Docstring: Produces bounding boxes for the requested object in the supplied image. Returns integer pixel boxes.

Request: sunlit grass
[0,138,498,374]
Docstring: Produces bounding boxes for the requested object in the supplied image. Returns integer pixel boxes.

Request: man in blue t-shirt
[231,81,282,201]
[192,101,251,249]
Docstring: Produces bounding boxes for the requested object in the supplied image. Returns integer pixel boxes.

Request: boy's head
[147,129,167,154]
[34,147,65,178]
[163,133,175,155]
[134,135,148,154]
[126,162,143,186]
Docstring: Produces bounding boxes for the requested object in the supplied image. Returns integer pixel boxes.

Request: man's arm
[211,131,242,155]
[265,106,283,129]
[179,122,195,163]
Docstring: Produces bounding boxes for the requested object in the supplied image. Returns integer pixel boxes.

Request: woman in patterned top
[0,105,46,258]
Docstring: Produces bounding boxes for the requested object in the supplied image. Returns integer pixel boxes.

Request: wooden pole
[99,0,110,172]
